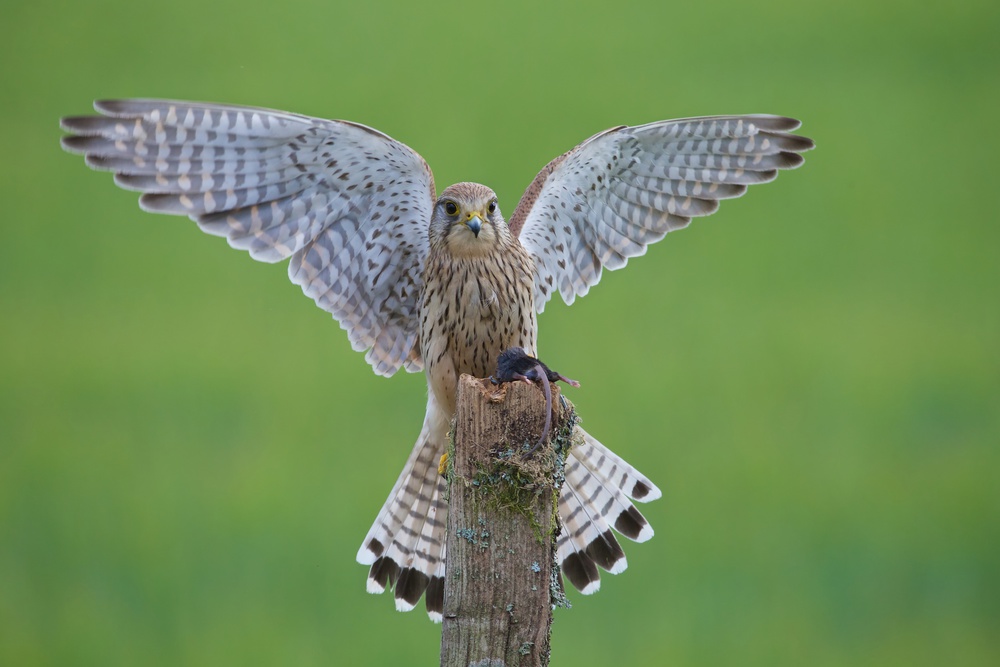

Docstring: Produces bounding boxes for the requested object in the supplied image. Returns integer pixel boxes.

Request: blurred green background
[2,0,997,664]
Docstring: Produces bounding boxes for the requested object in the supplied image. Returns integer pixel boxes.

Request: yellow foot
[438,453,449,477]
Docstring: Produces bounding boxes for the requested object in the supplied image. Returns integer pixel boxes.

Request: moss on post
[440,375,576,667]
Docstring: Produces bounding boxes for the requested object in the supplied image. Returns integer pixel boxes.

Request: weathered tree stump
[440,374,575,667]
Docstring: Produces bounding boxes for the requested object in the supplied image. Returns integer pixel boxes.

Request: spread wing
[508,115,814,311]
[61,99,436,377]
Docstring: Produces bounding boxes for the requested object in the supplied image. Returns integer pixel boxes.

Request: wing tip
[777,132,816,153]
[83,154,113,170]
[138,192,187,214]
[94,99,136,117]
[779,151,807,170]
[59,134,90,154]
[113,172,148,192]
[60,115,99,134]
[752,115,802,132]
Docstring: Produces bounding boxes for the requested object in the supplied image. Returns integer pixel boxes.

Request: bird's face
[429,182,506,256]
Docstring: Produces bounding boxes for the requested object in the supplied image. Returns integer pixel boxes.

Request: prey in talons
[491,347,580,452]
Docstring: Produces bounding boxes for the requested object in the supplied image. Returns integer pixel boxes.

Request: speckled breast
[419,244,537,415]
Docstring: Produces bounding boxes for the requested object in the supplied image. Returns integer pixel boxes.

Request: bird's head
[429,182,507,255]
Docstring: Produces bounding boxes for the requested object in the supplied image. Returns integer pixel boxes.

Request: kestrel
[61,100,813,621]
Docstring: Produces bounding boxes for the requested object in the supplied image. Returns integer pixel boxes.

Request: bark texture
[440,374,573,667]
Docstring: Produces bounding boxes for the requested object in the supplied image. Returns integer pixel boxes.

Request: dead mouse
[491,347,580,452]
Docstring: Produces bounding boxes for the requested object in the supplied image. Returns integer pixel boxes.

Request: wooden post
[440,374,575,667]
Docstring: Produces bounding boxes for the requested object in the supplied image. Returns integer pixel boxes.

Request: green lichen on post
[549,396,582,610]
[455,522,492,551]
[442,377,572,667]
[442,422,458,501]
[462,400,578,544]
[549,561,572,610]
[547,398,581,524]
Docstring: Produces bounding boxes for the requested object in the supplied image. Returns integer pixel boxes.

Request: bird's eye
[487,200,497,215]
[444,201,459,216]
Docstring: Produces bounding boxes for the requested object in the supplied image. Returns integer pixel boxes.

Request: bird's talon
[438,453,449,477]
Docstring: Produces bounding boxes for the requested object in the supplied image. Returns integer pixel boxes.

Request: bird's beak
[465,213,483,238]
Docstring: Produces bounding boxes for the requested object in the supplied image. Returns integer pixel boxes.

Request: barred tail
[556,426,660,593]
[357,408,661,617]
[356,396,451,621]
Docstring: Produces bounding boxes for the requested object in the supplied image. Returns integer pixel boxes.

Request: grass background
[2,0,998,664]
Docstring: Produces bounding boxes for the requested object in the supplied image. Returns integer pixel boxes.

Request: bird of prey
[61,100,813,621]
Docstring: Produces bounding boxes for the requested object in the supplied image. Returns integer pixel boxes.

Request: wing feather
[62,99,436,376]
[511,115,813,311]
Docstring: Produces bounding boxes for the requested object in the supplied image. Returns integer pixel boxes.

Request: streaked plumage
[61,100,813,621]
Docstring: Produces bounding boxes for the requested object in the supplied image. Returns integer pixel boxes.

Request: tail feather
[555,426,656,594]
[557,475,625,594]
[385,464,440,612]
[421,485,448,622]
[389,462,447,612]
[356,396,450,622]
[358,408,660,617]
[574,429,662,502]
[355,422,437,567]
[567,432,655,543]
